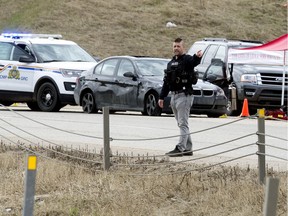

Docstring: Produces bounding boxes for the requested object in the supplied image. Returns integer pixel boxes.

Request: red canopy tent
[243,34,288,52]
[228,34,288,106]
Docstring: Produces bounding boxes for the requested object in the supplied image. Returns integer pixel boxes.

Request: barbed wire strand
[0,133,102,172]
[0,117,102,155]
[110,132,256,159]
[1,104,249,142]
[1,104,285,174]
[112,117,249,141]
[0,104,103,139]
[0,108,254,160]
[0,125,104,164]
[257,152,288,161]
[0,116,257,168]
[257,132,288,142]
[2,119,256,168]
[257,142,288,151]
[126,153,256,176]
[0,111,257,167]
[113,143,256,167]
[264,116,288,122]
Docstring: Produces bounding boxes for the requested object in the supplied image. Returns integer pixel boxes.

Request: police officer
[158,37,203,157]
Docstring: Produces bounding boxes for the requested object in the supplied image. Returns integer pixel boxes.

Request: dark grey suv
[188,38,287,115]
[187,38,263,79]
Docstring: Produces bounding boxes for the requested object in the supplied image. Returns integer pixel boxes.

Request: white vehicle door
[0,42,35,93]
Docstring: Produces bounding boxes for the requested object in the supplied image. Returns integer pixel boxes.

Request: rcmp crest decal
[8,66,20,80]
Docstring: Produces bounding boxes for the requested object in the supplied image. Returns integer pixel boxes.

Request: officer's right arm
[158,75,170,108]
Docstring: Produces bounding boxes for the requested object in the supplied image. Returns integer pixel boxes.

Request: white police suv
[0,33,98,111]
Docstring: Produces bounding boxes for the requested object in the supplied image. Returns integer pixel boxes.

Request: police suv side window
[187,42,208,56]
[214,45,226,62]
[12,46,30,61]
[0,42,13,60]
[202,45,218,64]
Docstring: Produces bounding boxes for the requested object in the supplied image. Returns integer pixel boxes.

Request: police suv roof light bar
[0,33,63,39]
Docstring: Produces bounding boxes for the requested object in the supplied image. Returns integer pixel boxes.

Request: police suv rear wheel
[37,82,60,112]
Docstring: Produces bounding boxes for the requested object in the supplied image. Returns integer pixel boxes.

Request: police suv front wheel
[37,82,61,112]
[27,102,40,111]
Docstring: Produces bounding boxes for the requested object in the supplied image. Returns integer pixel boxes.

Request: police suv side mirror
[206,74,217,82]
[211,58,223,64]
[19,56,35,63]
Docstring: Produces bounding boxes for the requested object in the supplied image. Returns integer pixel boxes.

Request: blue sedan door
[113,59,139,108]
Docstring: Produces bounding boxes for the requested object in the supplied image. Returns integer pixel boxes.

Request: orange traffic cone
[240,98,250,117]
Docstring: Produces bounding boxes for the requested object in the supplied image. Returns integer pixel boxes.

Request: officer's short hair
[174,37,183,43]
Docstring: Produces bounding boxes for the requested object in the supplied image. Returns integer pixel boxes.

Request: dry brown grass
[0,0,286,59]
[0,144,287,216]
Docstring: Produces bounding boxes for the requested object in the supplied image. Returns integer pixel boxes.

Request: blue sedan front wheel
[82,92,98,114]
[143,93,161,116]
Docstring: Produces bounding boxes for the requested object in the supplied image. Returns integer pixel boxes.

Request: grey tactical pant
[170,92,194,152]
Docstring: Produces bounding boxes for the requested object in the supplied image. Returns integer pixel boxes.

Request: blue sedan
[74,56,227,117]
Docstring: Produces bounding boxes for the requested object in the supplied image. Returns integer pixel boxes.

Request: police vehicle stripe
[18,66,43,71]
[4,65,61,74]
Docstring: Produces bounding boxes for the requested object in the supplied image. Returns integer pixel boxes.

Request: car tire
[227,99,242,116]
[37,82,61,112]
[207,113,222,118]
[81,92,98,113]
[27,102,41,111]
[143,92,161,116]
[0,102,13,107]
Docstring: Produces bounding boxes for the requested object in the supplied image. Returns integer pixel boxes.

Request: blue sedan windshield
[135,59,168,76]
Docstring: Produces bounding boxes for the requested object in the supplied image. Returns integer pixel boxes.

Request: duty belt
[171,89,184,94]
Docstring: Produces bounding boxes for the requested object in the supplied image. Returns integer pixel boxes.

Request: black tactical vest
[165,57,189,89]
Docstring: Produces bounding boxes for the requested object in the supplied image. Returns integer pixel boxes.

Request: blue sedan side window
[101,59,118,76]
[117,59,134,77]
[94,62,103,75]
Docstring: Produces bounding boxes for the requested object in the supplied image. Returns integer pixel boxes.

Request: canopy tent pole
[281,51,286,106]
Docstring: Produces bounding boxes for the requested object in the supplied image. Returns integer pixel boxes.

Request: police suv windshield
[32,44,96,62]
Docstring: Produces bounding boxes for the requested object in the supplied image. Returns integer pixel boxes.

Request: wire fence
[0,104,287,176]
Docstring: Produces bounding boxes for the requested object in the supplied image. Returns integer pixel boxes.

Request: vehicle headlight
[216,87,225,96]
[60,69,83,78]
[240,74,257,84]
[156,83,163,88]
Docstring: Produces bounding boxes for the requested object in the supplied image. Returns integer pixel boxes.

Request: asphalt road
[0,104,287,171]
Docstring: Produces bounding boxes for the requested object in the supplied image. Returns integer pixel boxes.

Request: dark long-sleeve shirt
[159,53,201,99]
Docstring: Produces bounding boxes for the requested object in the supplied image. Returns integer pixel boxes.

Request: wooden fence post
[103,107,110,171]
[257,108,266,184]
[263,177,280,216]
[23,154,37,216]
